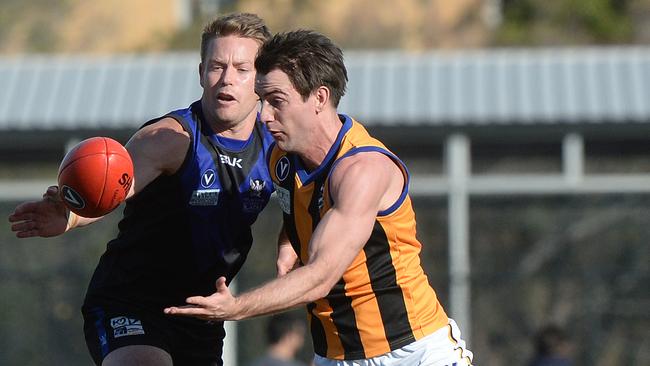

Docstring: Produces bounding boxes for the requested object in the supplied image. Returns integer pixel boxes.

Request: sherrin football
[57,137,133,218]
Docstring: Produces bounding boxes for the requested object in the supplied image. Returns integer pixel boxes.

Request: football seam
[95,137,109,212]
[57,152,112,179]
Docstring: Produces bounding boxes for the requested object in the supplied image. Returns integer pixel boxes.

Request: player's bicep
[125,118,189,196]
[306,155,395,284]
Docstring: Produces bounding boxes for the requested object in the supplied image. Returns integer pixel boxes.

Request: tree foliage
[496,0,634,46]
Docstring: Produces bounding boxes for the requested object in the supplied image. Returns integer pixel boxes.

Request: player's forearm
[233,210,374,319]
[233,262,330,320]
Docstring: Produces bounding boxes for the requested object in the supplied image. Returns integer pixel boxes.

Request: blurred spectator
[249,312,308,366]
[528,325,573,366]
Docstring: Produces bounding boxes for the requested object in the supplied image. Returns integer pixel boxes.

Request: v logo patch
[202,169,216,188]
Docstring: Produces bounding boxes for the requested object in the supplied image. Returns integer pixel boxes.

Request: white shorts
[313,319,473,366]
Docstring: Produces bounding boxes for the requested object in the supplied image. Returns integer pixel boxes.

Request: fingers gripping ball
[57,137,133,218]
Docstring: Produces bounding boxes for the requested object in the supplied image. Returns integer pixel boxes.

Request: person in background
[528,325,574,366]
[250,312,309,366]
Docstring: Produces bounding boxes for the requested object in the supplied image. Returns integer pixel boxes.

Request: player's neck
[207,111,257,141]
[299,111,341,171]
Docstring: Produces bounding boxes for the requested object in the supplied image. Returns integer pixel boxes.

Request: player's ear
[314,86,330,114]
[199,63,205,88]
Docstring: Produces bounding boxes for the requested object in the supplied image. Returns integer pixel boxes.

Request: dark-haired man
[166,30,474,366]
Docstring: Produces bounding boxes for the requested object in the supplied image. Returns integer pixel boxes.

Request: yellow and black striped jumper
[269,114,449,360]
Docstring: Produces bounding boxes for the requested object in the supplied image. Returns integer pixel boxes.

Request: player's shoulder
[329,149,401,193]
[136,117,188,140]
[336,148,393,172]
[129,117,190,156]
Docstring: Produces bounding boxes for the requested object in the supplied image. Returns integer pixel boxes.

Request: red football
[57,137,133,218]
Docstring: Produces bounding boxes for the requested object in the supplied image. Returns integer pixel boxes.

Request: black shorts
[82,296,225,365]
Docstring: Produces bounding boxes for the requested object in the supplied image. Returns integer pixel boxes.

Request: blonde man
[10,13,273,365]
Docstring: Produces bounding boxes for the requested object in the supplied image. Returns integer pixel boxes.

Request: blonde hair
[200,13,271,62]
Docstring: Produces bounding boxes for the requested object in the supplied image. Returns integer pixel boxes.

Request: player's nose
[220,65,236,85]
[258,101,274,124]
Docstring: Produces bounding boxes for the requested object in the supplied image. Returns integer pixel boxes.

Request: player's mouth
[216,92,236,104]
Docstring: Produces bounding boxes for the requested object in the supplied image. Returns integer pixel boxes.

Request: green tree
[496,0,634,45]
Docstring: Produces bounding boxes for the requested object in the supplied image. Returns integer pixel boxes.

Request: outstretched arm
[8,118,189,239]
[165,151,404,320]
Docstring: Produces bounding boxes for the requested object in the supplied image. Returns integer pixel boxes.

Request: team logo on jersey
[275,156,290,182]
[220,154,243,169]
[243,178,268,212]
[61,185,85,210]
[249,178,266,197]
[189,189,220,206]
[201,169,216,188]
[110,316,144,338]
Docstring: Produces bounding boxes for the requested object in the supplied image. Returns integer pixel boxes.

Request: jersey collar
[294,114,353,185]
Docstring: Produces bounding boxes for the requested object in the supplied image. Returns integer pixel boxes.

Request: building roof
[1,47,649,131]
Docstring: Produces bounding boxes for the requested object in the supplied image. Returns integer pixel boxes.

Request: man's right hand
[8,185,69,238]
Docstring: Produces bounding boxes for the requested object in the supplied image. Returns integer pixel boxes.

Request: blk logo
[220,154,243,168]
[275,156,290,182]
[201,169,216,188]
[61,185,85,209]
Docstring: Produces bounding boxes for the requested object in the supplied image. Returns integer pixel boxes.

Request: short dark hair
[266,312,305,345]
[535,325,569,356]
[200,13,271,63]
[255,30,348,107]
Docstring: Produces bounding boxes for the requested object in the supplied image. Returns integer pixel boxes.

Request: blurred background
[1,0,650,365]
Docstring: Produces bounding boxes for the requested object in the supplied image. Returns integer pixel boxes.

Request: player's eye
[270,98,284,108]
